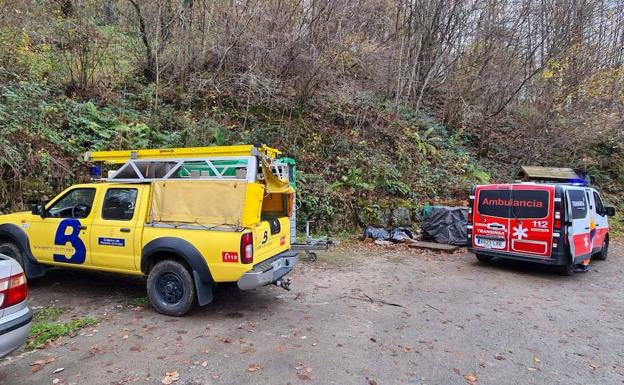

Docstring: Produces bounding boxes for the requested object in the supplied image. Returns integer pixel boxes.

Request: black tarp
[363,226,414,242]
[421,206,468,246]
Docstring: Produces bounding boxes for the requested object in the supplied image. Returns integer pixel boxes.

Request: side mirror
[31,203,47,218]
[605,206,616,217]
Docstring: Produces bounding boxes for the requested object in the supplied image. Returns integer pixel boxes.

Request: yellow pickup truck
[0,145,298,316]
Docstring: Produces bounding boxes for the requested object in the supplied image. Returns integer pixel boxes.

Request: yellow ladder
[84,144,281,164]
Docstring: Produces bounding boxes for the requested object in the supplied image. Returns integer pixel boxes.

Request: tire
[475,254,494,263]
[593,238,608,261]
[147,259,196,316]
[558,258,575,276]
[0,242,24,268]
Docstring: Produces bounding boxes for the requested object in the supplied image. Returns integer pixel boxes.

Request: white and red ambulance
[468,181,615,275]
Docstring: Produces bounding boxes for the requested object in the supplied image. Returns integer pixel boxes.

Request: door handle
[584,227,590,230]
[120,228,131,233]
[78,225,87,230]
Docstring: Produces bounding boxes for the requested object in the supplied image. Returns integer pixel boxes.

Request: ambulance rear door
[507,184,554,257]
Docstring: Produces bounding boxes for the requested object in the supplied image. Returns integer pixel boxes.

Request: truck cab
[0,145,298,316]
[468,179,615,275]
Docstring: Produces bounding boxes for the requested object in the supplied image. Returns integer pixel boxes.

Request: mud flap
[193,271,214,306]
[23,257,46,279]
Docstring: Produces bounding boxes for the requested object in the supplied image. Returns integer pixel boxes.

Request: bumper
[0,307,32,358]
[237,251,299,290]
[468,247,568,266]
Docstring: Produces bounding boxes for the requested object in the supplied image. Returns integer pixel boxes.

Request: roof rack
[515,166,589,186]
[84,144,280,164]
[84,145,288,184]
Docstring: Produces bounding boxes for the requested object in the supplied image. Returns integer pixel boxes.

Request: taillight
[240,233,254,264]
[0,272,27,309]
[468,193,475,225]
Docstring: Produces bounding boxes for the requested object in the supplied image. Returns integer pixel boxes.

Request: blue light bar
[89,166,101,178]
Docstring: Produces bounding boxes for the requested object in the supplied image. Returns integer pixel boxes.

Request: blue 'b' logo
[53,219,86,264]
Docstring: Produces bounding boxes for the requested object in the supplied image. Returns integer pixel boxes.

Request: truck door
[28,187,97,266]
[90,186,143,272]
[565,188,591,259]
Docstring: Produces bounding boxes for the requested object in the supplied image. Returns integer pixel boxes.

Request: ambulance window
[477,190,512,217]
[477,189,549,218]
[593,192,605,215]
[102,188,138,220]
[47,188,96,219]
[568,190,588,219]
[509,190,549,218]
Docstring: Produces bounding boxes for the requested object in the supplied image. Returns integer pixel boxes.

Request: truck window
[477,189,549,219]
[102,188,138,220]
[568,190,588,219]
[47,188,96,219]
[593,192,605,215]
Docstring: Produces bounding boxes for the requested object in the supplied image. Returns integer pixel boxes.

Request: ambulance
[468,167,615,275]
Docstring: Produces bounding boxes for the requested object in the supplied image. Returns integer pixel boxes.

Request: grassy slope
[0,81,490,231]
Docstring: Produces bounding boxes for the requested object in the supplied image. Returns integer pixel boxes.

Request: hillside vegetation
[0,1,622,231]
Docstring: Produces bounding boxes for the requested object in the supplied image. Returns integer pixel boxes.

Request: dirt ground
[1,241,623,385]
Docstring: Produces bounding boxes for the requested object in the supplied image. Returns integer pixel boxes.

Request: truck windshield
[478,189,549,219]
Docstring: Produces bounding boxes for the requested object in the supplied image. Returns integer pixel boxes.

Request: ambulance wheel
[558,259,575,276]
[475,254,494,263]
[0,242,24,269]
[594,238,608,261]
[147,259,196,316]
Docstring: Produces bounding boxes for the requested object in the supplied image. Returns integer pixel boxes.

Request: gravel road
[1,241,622,385]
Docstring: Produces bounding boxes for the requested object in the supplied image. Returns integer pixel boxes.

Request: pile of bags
[361,205,468,246]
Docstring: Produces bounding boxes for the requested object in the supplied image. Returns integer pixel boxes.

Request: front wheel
[593,238,608,261]
[147,259,196,316]
[0,242,24,268]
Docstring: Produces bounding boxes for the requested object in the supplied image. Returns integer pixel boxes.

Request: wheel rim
[157,272,184,304]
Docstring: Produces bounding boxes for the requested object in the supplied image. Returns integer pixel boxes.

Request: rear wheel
[593,238,608,261]
[0,242,24,268]
[558,258,575,276]
[475,254,494,263]
[147,259,196,316]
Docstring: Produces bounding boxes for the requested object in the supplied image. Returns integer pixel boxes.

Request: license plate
[475,236,506,249]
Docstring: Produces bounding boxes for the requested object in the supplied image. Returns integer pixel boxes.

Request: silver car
[0,254,31,357]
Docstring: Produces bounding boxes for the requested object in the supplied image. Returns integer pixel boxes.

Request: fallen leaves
[463,372,478,383]
[30,357,55,373]
[247,363,262,372]
[161,370,179,384]
[240,346,257,354]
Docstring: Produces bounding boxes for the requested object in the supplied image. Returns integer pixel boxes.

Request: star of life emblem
[512,224,528,240]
